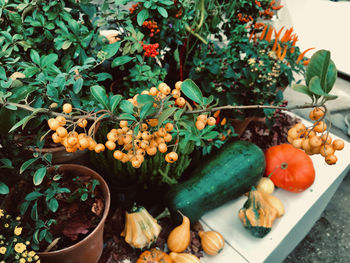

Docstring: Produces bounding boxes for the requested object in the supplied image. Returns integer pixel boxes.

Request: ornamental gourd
[239,188,285,238]
[169,252,200,263]
[136,248,173,263]
[265,144,315,192]
[198,230,225,255]
[121,205,161,249]
[167,213,191,252]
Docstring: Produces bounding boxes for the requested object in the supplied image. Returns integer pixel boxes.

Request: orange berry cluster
[103,81,187,168]
[129,2,140,14]
[142,20,160,37]
[287,107,344,165]
[142,43,159,57]
[195,114,216,131]
[141,81,184,107]
[105,120,178,168]
[47,104,104,153]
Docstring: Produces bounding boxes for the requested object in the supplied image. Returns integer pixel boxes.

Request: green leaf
[81,193,88,201]
[136,94,154,105]
[0,158,13,169]
[306,49,337,93]
[8,108,46,132]
[102,41,121,59]
[23,66,39,77]
[25,191,44,201]
[33,167,47,185]
[139,103,153,119]
[39,229,47,241]
[181,79,204,104]
[174,108,185,121]
[120,100,134,114]
[90,85,109,109]
[31,201,38,221]
[325,60,337,93]
[137,8,149,26]
[158,107,177,125]
[41,53,58,68]
[73,78,84,94]
[30,49,40,65]
[9,115,32,133]
[119,113,137,121]
[157,6,168,18]
[111,56,134,67]
[109,94,122,113]
[0,67,6,80]
[201,131,219,140]
[291,84,313,98]
[48,198,59,212]
[62,40,72,50]
[96,72,112,82]
[5,104,17,110]
[0,182,9,195]
[20,158,37,174]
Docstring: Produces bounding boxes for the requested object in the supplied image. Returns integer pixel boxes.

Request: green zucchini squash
[165,140,266,223]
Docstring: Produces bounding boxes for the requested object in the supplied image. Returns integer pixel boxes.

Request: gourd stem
[280,162,288,170]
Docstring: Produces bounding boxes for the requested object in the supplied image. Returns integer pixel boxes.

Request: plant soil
[98,207,203,263]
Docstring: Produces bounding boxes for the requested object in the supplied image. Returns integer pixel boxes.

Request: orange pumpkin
[265,144,315,193]
[137,248,173,263]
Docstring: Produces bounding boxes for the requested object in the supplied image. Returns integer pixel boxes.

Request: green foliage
[292,49,338,103]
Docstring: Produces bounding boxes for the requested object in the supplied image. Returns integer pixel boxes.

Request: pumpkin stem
[155,207,171,220]
[280,162,288,169]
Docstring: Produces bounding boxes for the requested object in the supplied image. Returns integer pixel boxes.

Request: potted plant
[0,140,111,262]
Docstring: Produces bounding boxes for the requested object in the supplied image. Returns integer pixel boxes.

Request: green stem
[184,24,208,45]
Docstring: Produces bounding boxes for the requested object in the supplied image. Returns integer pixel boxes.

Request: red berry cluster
[142,43,159,57]
[129,2,140,14]
[142,21,160,37]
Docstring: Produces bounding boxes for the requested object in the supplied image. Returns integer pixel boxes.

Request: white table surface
[200,115,350,263]
[275,0,350,75]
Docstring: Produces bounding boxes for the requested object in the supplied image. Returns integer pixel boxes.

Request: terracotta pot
[231,116,266,137]
[37,146,88,165]
[37,164,111,263]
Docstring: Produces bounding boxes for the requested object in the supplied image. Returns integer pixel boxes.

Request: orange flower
[259,24,268,40]
[280,45,287,60]
[296,48,315,64]
[265,26,274,42]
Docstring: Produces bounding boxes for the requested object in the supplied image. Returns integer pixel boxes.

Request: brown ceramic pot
[231,116,266,137]
[37,146,88,165]
[37,164,110,263]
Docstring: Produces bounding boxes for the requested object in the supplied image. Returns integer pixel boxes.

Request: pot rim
[37,164,110,256]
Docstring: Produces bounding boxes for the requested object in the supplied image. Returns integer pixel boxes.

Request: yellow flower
[19,258,26,263]
[4,223,9,228]
[16,216,21,221]
[14,243,26,253]
[28,257,33,262]
[0,209,4,218]
[28,251,35,257]
[0,246,6,254]
[34,255,39,260]
[25,241,30,245]
[14,226,22,236]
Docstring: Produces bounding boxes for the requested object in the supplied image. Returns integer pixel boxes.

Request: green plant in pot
[0,140,110,262]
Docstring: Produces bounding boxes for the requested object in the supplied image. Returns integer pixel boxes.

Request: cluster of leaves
[0,0,115,135]
[189,25,305,119]
[292,50,338,103]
